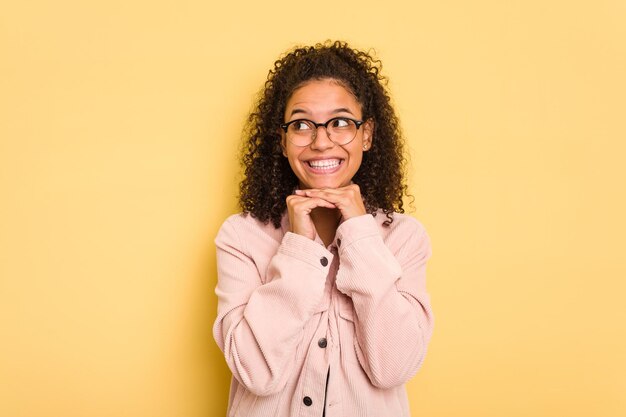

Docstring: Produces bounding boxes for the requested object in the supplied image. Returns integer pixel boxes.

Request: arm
[335,214,434,389]
[212,216,333,396]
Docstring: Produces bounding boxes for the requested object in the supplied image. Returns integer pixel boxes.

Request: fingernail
[294,189,304,195]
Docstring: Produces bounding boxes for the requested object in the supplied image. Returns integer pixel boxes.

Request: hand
[295,184,366,222]
[286,193,336,240]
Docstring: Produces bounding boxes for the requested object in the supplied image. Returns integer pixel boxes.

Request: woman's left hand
[295,184,366,221]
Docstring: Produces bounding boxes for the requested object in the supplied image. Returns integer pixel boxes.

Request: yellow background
[1,0,625,416]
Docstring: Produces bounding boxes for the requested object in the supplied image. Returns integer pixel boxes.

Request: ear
[362,119,374,151]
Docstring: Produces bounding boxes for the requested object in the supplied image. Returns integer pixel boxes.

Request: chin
[301,179,348,190]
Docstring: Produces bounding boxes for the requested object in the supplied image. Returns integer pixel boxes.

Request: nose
[310,125,335,151]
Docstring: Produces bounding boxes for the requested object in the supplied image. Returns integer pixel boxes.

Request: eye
[330,118,351,129]
[291,120,313,131]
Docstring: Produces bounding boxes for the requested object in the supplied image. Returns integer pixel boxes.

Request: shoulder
[216,212,286,246]
[372,210,428,237]
[220,211,283,230]
[373,211,432,260]
[219,212,259,230]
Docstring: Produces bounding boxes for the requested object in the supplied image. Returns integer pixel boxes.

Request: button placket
[300,251,333,415]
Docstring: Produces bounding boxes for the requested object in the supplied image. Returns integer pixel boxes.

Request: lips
[306,158,343,170]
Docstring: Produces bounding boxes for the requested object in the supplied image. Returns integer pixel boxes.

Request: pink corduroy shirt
[213,210,434,417]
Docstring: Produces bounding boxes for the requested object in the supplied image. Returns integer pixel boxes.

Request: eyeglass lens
[287,118,357,146]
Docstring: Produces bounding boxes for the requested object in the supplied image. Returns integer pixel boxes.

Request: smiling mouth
[306,159,343,170]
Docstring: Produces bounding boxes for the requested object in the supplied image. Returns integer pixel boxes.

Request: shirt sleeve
[334,214,434,389]
[212,216,334,396]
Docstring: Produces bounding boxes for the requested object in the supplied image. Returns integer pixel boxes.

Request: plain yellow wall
[1,0,625,416]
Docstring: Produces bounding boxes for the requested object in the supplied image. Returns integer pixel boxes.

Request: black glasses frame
[280,117,365,146]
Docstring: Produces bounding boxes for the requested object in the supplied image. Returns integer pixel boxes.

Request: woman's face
[281,78,373,190]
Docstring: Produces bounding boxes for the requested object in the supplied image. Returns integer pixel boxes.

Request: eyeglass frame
[280,117,366,147]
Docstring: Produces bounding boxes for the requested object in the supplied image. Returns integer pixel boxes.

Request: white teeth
[308,159,341,169]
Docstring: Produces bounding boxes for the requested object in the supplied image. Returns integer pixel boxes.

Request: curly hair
[239,40,410,228]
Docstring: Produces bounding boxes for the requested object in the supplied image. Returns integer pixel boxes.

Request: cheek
[349,147,364,164]
[349,151,366,175]
[352,154,364,169]
[285,149,304,171]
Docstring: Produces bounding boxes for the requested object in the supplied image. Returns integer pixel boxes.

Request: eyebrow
[289,107,355,117]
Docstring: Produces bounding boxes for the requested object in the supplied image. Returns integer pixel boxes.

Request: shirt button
[337,238,341,247]
[320,257,328,267]
[318,338,327,348]
[303,396,313,406]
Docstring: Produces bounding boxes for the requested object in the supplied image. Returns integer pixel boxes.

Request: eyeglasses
[280,117,365,147]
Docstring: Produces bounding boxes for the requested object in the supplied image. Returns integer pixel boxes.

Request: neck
[310,207,341,247]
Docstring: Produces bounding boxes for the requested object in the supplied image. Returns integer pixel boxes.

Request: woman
[213,41,434,417]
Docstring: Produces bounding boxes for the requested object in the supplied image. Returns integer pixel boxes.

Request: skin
[281,78,374,246]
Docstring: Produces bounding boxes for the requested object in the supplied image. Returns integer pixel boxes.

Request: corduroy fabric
[213,211,434,417]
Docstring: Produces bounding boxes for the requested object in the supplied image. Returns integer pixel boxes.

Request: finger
[298,197,336,210]
[290,190,345,207]
[314,183,360,192]
[287,194,334,204]
[302,189,350,204]
[304,184,360,197]
[303,188,342,195]
[301,188,365,219]
[287,195,336,210]
[286,194,307,203]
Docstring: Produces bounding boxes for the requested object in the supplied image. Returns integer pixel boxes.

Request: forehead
[285,79,362,115]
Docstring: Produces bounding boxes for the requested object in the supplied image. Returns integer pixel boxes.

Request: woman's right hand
[286,192,336,240]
